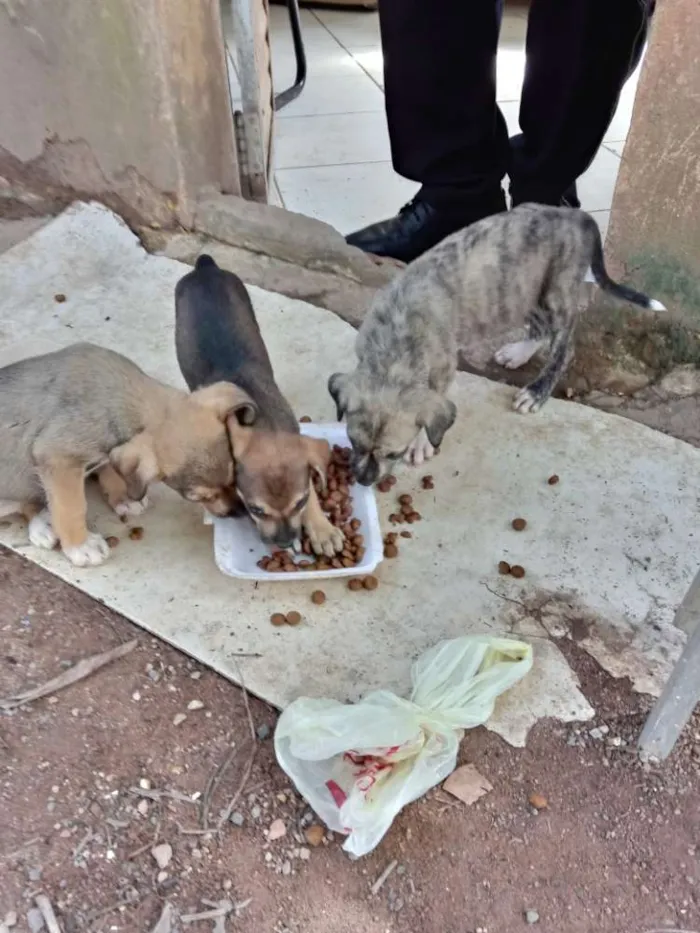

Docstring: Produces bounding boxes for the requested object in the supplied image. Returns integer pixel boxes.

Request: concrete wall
[0,0,240,227]
[606,0,700,323]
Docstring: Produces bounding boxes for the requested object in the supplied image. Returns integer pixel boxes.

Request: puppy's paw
[494,339,541,371]
[404,427,435,467]
[114,495,150,517]
[513,387,546,414]
[28,510,59,550]
[307,515,345,558]
[63,533,111,568]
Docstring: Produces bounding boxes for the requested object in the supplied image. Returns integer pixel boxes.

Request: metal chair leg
[274,0,307,111]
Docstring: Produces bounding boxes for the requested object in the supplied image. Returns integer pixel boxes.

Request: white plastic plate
[213,423,383,581]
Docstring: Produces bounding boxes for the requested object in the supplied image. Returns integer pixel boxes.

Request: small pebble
[282,860,292,876]
[299,847,311,861]
[256,723,271,741]
[229,812,245,827]
[305,824,325,847]
[157,870,168,883]
[251,805,262,819]
[151,842,173,870]
[27,908,45,933]
[172,713,187,726]
[27,867,42,882]
[187,699,204,711]
[528,792,548,811]
[268,819,287,842]
[525,910,540,925]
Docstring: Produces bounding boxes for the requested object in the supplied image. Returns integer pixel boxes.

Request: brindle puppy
[329,204,664,485]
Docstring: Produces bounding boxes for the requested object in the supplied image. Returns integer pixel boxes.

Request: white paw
[403,427,435,466]
[28,510,58,550]
[513,387,545,414]
[494,339,542,370]
[307,518,345,557]
[114,495,149,517]
[63,532,111,568]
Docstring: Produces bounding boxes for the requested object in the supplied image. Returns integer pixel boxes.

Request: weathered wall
[606,0,700,323]
[0,0,240,227]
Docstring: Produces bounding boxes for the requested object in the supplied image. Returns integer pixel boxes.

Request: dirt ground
[1,546,699,933]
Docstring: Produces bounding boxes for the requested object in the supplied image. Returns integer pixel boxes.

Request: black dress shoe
[346,193,506,264]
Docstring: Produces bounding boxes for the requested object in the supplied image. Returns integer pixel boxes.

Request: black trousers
[378,0,653,211]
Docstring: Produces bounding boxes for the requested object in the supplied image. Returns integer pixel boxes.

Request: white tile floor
[262,4,640,238]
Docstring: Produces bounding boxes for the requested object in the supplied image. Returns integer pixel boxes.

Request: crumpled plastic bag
[274,635,533,856]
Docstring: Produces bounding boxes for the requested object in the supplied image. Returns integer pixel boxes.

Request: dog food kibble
[398,494,413,506]
[270,613,287,627]
[511,518,527,531]
[299,415,312,423]
[401,530,413,538]
[363,575,379,591]
[106,536,120,549]
[421,475,434,490]
[498,560,512,575]
[547,474,560,485]
[128,526,144,541]
[348,578,363,592]
[384,543,399,559]
[286,611,302,626]
[510,564,526,579]
[54,293,67,303]
[386,475,398,487]
[377,479,392,493]
[311,590,326,605]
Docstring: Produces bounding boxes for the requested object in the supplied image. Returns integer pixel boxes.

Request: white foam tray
[213,423,383,581]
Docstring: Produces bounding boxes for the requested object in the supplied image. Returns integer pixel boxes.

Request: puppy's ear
[327,372,351,422]
[416,393,457,449]
[303,436,331,492]
[110,433,161,500]
[191,382,257,426]
[225,419,253,460]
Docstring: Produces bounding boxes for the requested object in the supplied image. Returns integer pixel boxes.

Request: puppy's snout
[352,450,380,487]
[271,522,296,549]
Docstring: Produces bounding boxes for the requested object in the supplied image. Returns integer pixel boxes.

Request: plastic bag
[274,635,533,857]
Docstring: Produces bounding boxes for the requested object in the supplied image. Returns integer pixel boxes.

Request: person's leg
[347,0,508,262]
[509,0,653,208]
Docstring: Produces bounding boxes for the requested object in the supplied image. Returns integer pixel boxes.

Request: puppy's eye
[384,451,404,462]
[247,505,267,519]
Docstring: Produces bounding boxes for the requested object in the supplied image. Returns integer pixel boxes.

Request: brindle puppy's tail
[585,214,666,311]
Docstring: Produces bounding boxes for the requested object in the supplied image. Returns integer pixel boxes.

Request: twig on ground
[87,891,140,926]
[181,900,232,923]
[35,895,63,933]
[200,742,237,830]
[371,859,398,895]
[1,836,40,860]
[71,829,93,862]
[175,823,215,837]
[128,787,198,806]
[0,640,137,710]
[150,902,176,933]
[215,665,258,832]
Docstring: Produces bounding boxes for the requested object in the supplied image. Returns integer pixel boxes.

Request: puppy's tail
[585,215,665,311]
[195,254,218,271]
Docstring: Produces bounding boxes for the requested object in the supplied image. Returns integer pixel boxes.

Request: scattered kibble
[363,575,379,591]
[128,526,144,541]
[299,415,312,423]
[511,518,527,531]
[311,590,326,605]
[54,293,67,303]
[510,564,526,579]
[547,474,560,485]
[384,544,399,559]
[421,475,434,490]
[286,611,302,626]
[270,613,287,627]
[106,536,120,549]
[348,578,363,592]
[400,530,413,538]
[498,560,511,575]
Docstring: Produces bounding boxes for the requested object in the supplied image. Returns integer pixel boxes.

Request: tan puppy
[0,343,255,567]
[175,256,343,555]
